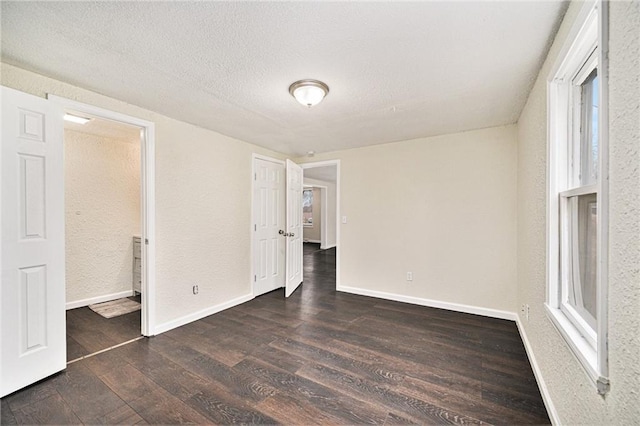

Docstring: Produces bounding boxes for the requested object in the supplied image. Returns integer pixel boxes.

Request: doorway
[50,95,157,341]
[251,155,305,298]
[0,89,156,397]
[63,113,144,361]
[301,160,340,290]
[252,155,286,297]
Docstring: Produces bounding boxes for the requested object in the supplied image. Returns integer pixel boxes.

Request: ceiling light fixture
[289,79,329,108]
[63,113,92,125]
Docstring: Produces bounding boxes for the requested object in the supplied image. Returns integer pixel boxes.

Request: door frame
[48,95,157,336]
[251,154,286,297]
[301,160,341,289]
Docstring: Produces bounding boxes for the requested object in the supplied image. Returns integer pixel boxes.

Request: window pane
[569,193,598,328]
[580,69,598,186]
[303,189,313,225]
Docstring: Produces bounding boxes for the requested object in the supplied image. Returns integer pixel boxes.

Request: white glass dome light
[289,79,329,108]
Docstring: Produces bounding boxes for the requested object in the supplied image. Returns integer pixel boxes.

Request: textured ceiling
[1,1,566,156]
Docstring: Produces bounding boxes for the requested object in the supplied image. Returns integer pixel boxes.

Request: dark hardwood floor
[1,243,549,424]
[66,296,142,361]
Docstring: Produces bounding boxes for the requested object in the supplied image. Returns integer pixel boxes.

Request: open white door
[253,157,286,296]
[285,159,303,297]
[1,87,66,397]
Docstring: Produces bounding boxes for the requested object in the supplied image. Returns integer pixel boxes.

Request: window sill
[544,303,610,394]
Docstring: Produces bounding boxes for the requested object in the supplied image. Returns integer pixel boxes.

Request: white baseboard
[337,285,518,321]
[304,239,321,244]
[153,293,254,335]
[66,290,134,310]
[320,243,336,250]
[516,316,560,425]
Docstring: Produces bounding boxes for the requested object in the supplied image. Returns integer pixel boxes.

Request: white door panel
[285,159,303,297]
[253,158,285,296]
[1,86,66,397]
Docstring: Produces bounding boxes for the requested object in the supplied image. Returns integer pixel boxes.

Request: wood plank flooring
[66,296,141,361]
[1,243,549,424]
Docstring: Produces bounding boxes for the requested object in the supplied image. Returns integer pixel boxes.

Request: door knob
[290,232,295,237]
[279,229,285,235]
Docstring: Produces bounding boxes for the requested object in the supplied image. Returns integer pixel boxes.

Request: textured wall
[0,62,285,329]
[303,187,322,242]
[300,125,518,313]
[65,129,140,304]
[517,1,640,423]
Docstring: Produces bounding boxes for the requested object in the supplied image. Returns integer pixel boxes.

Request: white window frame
[546,0,609,394]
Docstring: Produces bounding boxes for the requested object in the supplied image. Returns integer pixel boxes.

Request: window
[303,189,313,226]
[546,0,609,393]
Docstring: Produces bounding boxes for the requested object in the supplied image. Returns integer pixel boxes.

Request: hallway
[1,244,548,424]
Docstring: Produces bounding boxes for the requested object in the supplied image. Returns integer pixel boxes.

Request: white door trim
[251,154,285,297]
[301,160,341,288]
[319,187,328,249]
[48,95,157,336]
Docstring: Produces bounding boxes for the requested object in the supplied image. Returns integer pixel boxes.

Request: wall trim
[154,293,254,335]
[337,285,517,321]
[66,290,134,310]
[516,316,561,425]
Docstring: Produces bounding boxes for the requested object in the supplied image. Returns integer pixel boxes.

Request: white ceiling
[1,1,566,156]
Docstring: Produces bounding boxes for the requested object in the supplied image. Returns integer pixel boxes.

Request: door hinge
[254,224,257,231]
[254,275,257,282]
[145,238,149,245]
[254,173,257,180]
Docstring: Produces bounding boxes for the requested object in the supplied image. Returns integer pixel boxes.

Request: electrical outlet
[193,285,199,295]
[521,303,526,313]
[406,272,413,281]
[526,304,530,321]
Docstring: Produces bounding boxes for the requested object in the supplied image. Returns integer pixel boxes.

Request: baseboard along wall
[153,293,254,335]
[337,285,517,321]
[66,290,134,310]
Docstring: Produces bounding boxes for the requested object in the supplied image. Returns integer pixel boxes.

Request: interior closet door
[1,86,66,397]
[253,157,286,296]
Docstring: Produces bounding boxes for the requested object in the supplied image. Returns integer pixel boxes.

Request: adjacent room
[1,1,638,425]
[63,113,144,361]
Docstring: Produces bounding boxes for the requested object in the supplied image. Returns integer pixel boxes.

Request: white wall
[0,62,285,332]
[516,1,640,423]
[65,129,140,306]
[303,187,322,242]
[299,125,518,316]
